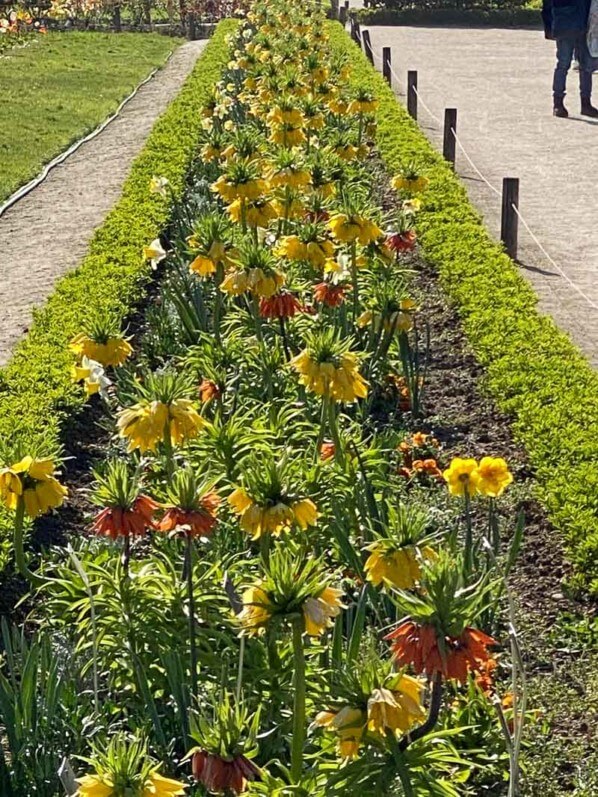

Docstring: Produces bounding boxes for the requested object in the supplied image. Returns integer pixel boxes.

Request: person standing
[542,0,598,117]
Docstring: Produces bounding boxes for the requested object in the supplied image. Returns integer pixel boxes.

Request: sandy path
[364,26,598,367]
[0,39,206,367]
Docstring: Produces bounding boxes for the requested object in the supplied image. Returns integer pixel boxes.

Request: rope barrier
[0,50,174,219]
[367,41,598,313]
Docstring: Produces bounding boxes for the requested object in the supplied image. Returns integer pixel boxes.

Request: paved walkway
[366,26,598,367]
[0,39,206,367]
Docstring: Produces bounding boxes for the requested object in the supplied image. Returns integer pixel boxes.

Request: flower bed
[0,2,571,795]
[0,19,235,569]
[328,23,598,597]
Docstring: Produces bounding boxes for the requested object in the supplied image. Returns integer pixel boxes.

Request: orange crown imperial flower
[385,621,497,684]
[92,495,159,540]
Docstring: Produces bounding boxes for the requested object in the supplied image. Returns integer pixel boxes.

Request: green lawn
[0,32,180,203]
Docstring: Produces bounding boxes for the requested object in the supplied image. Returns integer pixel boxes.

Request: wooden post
[501,178,520,260]
[382,47,391,85]
[407,71,418,120]
[187,11,196,40]
[443,108,457,168]
[339,4,347,24]
[353,19,361,44]
[362,29,374,64]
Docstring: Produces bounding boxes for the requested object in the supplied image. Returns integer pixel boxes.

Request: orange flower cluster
[259,291,303,319]
[158,493,220,538]
[398,432,443,482]
[92,495,158,540]
[313,282,349,308]
[385,621,497,684]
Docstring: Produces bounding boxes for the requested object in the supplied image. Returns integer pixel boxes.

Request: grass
[0,32,180,203]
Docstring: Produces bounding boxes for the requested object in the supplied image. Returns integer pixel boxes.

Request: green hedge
[355,7,542,27]
[0,21,236,565]
[329,22,598,595]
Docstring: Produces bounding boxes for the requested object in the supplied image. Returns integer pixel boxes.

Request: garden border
[328,21,598,595]
[0,19,237,559]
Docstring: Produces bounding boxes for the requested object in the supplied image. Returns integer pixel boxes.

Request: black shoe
[553,98,569,117]
[581,99,598,117]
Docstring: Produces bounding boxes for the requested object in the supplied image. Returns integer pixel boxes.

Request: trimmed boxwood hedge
[0,21,236,565]
[355,7,542,28]
[329,22,598,595]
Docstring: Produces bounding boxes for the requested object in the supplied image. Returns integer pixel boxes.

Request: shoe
[581,99,598,117]
[553,98,569,117]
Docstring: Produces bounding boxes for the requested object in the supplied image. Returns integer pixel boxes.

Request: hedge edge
[329,22,598,595]
[0,21,236,559]
[354,7,542,28]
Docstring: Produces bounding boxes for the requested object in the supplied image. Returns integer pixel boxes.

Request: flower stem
[291,617,306,783]
[162,419,175,479]
[463,488,473,574]
[350,240,359,321]
[13,499,43,588]
[279,316,291,360]
[186,532,199,702]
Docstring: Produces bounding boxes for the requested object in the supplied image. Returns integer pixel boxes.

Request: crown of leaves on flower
[119,369,197,407]
[223,127,264,160]
[300,327,361,369]
[221,158,265,188]
[188,690,261,761]
[185,331,246,389]
[91,459,144,512]
[79,734,159,795]
[267,147,308,175]
[392,549,496,639]
[394,160,427,183]
[362,274,413,318]
[187,214,235,255]
[162,466,216,514]
[367,503,435,553]
[73,314,129,346]
[235,240,278,274]
[329,649,401,710]
[233,451,312,509]
[242,543,336,625]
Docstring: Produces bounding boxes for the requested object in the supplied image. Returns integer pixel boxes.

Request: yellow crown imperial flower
[366,677,425,735]
[302,586,344,636]
[328,214,383,246]
[443,457,480,498]
[220,269,249,296]
[142,771,187,796]
[117,399,203,454]
[70,333,133,368]
[76,774,114,797]
[477,456,513,498]
[228,488,317,540]
[0,456,67,519]
[364,542,435,590]
[291,350,368,403]
[312,706,366,759]
[392,175,429,194]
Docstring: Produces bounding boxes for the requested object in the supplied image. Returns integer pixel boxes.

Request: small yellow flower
[443,457,480,497]
[477,457,513,497]
[303,586,344,635]
[143,238,167,268]
[292,498,318,529]
[328,214,382,246]
[291,351,368,403]
[392,175,429,194]
[313,706,366,759]
[220,270,249,296]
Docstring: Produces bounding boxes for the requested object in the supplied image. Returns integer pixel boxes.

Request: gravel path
[0,39,206,367]
[365,26,598,367]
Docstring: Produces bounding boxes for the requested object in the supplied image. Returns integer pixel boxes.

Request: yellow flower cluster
[228,488,318,539]
[328,213,383,245]
[443,456,513,498]
[0,456,67,519]
[291,350,368,403]
[313,674,425,759]
[364,542,435,590]
[76,770,186,797]
[275,235,334,268]
[70,333,132,368]
[117,399,203,454]
[220,267,284,298]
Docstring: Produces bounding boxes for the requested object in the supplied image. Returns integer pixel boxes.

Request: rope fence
[346,15,598,313]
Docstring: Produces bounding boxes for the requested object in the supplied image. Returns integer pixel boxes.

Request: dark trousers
[553,35,593,99]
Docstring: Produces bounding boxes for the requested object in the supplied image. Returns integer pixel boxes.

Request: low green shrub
[0,20,237,567]
[356,6,542,27]
[329,22,598,595]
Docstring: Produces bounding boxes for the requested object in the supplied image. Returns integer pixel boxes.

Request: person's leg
[553,36,575,115]
[577,36,598,114]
